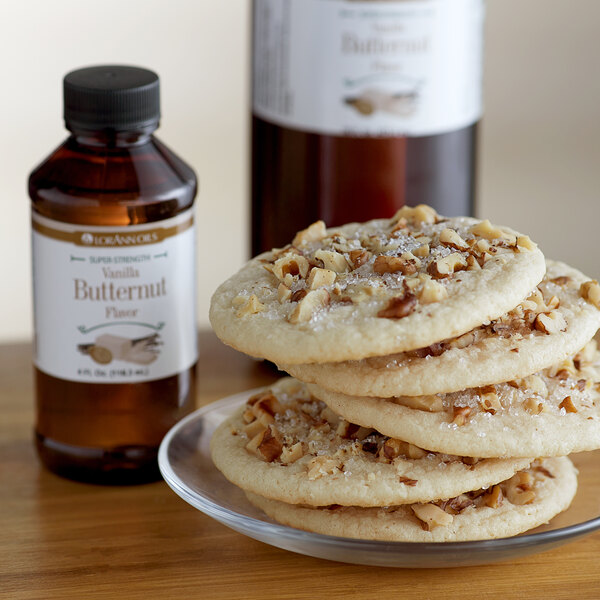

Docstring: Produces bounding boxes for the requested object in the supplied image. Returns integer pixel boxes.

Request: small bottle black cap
[63,65,160,131]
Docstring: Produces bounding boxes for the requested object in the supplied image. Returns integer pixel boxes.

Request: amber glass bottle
[29,66,197,484]
[252,0,483,254]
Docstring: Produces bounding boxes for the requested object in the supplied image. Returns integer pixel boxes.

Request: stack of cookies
[209,205,600,541]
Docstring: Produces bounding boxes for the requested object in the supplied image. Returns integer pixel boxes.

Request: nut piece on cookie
[419,279,448,304]
[413,242,430,258]
[292,220,326,247]
[520,375,548,396]
[280,442,304,465]
[392,204,438,225]
[395,394,444,413]
[377,294,418,319]
[378,438,427,461]
[478,386,502,414]
[439,228,469,250]
[250,392,284,425]
[428,253,468,278]
[484,484,504,508]
[504,472,536,505]
[236,294,265,318]
[245,426,283,463]
[348,249,370,269]
[411,503,454,530]
[277,283,292,303]
[516,235,537,252]
[580,280,600,309]
[469,219,517,245]
[288,289,330,323]
[314,249,349,273]
[451,406,471,426]
[307,267,336,289]
[272,253,310,282]
[534,311,567,334]
[559,396,578,413]
[373,255,417,275]
[306,456,341,480]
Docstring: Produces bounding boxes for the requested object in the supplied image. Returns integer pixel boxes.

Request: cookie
[310,342,600,458]
[210,206,545,364]
[210,379,531,507]
[245,458,577,542]
[282,261,600,396]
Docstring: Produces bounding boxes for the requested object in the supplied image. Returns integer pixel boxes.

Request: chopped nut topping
[516,235,537,252]
[533,464,555,478]
[377,294,418,319]
[504,472,536,505]
[307,267,336,289]
[419,279,448,304]
[484,485,503,508]
[245,426,283,463]
[438,494,474,515]
[412,503,454,530]
[451,406,471,426]
[373,255,417,275]
[251,393,284,425]
[292,220,326,246]
[469,220,517,245]
[428,252,468,278]
[277,283,292,303]
[551,276,572,286]
[243,416,268,438]
[466,255,482,271]
[242,408,255,424]
[448,331,475,350]
[272,254,310,281]
[291,289,308,303]
[280,442,304,465]
[379,438,427,461]
[398,476,419,486]
[288,289,330,323]
[524,397,544,414]
[393,204,438,225]
[413,242,430,258]
[405,277,421,291]
[520,374,548,396]
[580,280,600,309]
[394,394,444,413]
[534,311,567,334]
[439,228,469,250]
[236,294,265,318]
[314,249,349,273]
[348,249,370,269]
[306,456,340,480]
[335,420,374,441]
[478,385,502,414]
[559,396,578,413]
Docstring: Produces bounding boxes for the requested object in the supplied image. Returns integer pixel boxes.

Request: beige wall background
[0,0,598,343]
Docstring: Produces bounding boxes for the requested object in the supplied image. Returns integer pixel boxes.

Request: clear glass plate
[158,389,600,568]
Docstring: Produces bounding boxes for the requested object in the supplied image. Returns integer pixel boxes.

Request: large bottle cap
[63,65,160,131]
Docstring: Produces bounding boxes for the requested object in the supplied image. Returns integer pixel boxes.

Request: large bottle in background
[252,0,484,254]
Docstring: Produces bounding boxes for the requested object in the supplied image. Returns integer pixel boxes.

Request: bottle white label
[32,209,197,384]
[253,0,484,137]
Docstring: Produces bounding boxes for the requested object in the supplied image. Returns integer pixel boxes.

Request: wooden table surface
[2,331,600,599]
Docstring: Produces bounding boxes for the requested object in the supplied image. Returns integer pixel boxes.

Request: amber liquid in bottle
[30,128,197,484]
[251,118,477,254]
[251,0,482,254]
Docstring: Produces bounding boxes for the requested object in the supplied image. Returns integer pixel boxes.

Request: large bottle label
[253,0,484,137]
[32,210,197,383]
